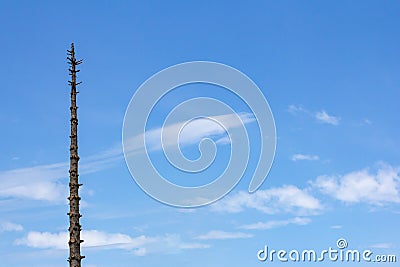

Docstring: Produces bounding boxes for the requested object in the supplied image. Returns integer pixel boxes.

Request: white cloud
[313,164,400,205]
[179,242,210,249]
[330,225,343,229]
[215,136,231,145]
[0,221,23,232]
[195,230,253,240]
[315,110,340,125]
[15,231,69,250]
[1,112,253,204]
[287,105,308,114]
[15,230,209,256]
[0,163,69,203]
[0,146,123,203]
[15,230,142,250]
[239,217,311,230]
[291,154,320,161]
[288,105,340,125]
[125,112,255,154]
[84,230,151,249]
[363,118,372,125]
[159,234,210,252]
[211,185,323,215]
[370,243,393,249]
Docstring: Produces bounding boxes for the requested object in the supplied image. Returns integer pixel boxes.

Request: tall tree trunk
[67,43,84,267]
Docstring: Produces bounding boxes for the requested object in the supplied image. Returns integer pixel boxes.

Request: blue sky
[1,1,400,266]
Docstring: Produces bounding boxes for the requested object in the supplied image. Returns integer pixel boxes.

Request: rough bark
[67,43,84,267]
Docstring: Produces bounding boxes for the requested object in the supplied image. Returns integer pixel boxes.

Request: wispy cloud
[239,217,311,230]
[0,221,23,233]
[15,230,154,255]
[315,110,340,125]
[312,163,400,205]
[195,230,253,240]
[370,243,393,249]
[0,162,69,203]
[288,105,308,114]
[330,225,343,229]
[15,230,209,256]
[0,146,123,203]
[363,118,372,125]
[288,105,340,126]
[211,185,323,215]
[1,112,254,205]
[291,154,320,161]
[215,136,231,145]
[124,112,255,154]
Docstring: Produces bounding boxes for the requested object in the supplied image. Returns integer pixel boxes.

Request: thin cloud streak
[0,112,254,204]
[0,146,123,203]
[292,154,320,161]
[124,112,255,155]
[288,105,340,126]
[370,243,393,249]
[239,217,311,230]
[195,230,253,240]
[288,105,309,115]
[0,221,23,233]
[15,230,209,256]
[315,110,340,125]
